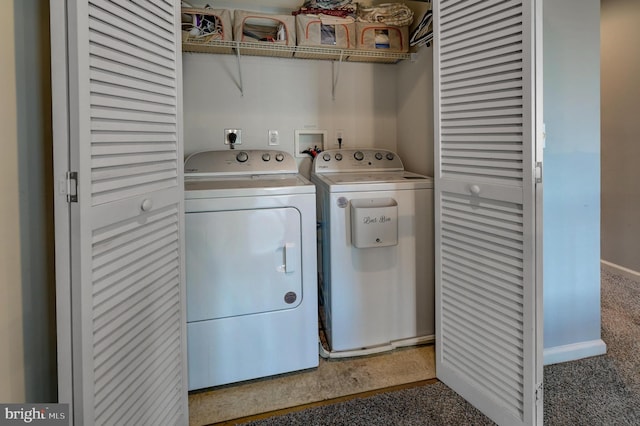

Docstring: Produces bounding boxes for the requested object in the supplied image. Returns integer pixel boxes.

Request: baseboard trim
[543,339,607,365]
[601,260,640,282]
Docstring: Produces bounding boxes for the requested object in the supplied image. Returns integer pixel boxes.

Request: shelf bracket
[332,51,344,101]
[234,42,244,97]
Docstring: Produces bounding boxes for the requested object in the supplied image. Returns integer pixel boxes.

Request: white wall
[0,0,25,403]
[396,45,434,177]
[182,54,398,175]
[396,2,434,177]
[542,0,606,364]
[601,0,640,274]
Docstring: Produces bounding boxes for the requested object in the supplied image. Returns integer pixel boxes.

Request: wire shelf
[182,40,411,64]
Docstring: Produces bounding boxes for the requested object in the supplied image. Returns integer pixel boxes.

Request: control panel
[184,150,298,176]
[314,149,404,173]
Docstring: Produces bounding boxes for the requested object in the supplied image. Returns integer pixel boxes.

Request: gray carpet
[242,268,640,425]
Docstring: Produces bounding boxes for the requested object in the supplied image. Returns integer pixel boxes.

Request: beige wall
[14,0,57,401]
[601,0,640,273]
[0,0,25,403]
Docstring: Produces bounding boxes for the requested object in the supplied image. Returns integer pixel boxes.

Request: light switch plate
[268,130,279,146]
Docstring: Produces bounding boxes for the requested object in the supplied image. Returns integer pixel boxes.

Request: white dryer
[184,150,318,390]
[311,149,434,357]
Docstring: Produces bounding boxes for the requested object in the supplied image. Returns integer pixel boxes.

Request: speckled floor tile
[188,344,435,425]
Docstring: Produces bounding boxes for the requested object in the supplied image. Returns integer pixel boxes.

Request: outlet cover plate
[224,128,242,145]
[268,130,279,146]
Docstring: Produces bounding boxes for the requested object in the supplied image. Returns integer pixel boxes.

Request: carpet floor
[239,268,640,425]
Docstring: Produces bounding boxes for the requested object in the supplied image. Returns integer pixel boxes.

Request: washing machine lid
[313,171,433,192]
[321,171,428,184]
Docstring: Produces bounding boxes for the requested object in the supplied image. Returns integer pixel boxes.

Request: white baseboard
[601,260,640,282]
[543,339,607,365]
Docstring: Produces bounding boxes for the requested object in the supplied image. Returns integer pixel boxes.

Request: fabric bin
[356,22,409,53]
[296,15,356,49]
[181,8,233,54]
[181,8,233,42]
[234,10,296,57]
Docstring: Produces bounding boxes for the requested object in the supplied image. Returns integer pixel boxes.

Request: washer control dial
[386,152,395,161]
[354,151,364,161]
[236,151,249,163]
[275,153,285,162]
[335,153,343,161]
[323,153,331,161]
[375,152,383,160]
[261,153,271,161]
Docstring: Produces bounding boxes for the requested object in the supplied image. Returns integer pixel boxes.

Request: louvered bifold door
[433,1,542,425]
[64,1,187,424]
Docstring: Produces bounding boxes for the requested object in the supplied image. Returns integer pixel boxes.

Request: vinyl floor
[188,342,435,425]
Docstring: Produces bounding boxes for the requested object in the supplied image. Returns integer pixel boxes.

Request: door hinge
[535,382,543,404]
[534,162,543,184]
[66,171,78,203]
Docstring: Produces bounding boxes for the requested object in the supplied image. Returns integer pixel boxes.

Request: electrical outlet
[224,129,242,145]
[335,129,345,146]
[268,130,279,146]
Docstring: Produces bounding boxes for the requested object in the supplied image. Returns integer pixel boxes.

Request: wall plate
[294,129,327,158]
[224,129,242,145]
[268,130,279,146]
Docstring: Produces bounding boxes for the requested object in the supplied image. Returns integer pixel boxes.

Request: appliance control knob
[386,152,395,160]
[354,151,364,161]
[375,152,383,160]
[322,153,331,161]
[262,153,271,161]
[275,153,285,162]
[236,151,249,163]
[335,153,343,161]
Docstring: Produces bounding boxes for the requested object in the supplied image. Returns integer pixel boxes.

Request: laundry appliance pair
[184,148,434,390]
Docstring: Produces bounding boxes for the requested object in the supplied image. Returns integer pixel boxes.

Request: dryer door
[186,207,303,322]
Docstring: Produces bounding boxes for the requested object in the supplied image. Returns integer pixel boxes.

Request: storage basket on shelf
[181,7,233,54]
[355,22,409,53]
[355,2,412,54]
[295,14,356,50]
[233,10,296,58]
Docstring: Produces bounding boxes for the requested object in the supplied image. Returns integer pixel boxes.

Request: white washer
[311,149,434,356]
[184,150,318,390]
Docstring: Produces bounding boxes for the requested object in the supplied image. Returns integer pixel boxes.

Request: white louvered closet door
[52,1,187,424]
[433,1,543,425]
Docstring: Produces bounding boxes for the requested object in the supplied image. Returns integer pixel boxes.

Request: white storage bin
[350,198,398,248]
